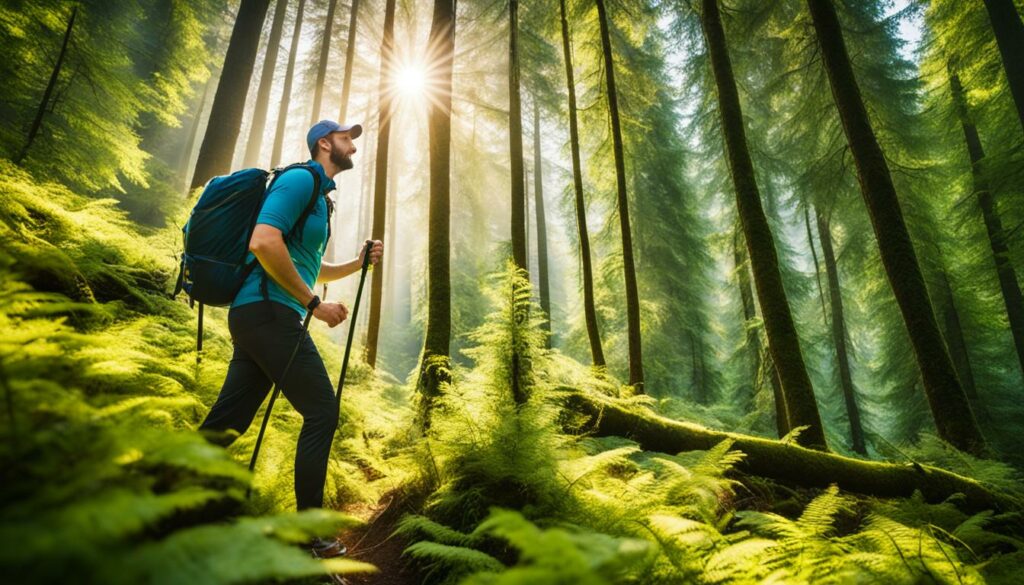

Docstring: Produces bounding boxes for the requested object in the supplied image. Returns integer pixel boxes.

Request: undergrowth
[0,163,379,583]
[393,263,1024,584]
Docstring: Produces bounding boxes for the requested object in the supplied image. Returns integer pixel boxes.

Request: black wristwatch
[306,295,321,311]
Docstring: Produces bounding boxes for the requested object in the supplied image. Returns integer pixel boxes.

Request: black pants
[199,301,338,510]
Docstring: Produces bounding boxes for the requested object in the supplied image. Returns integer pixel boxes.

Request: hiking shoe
[310,536,348,559]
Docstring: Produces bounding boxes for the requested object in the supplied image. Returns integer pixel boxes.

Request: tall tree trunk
[559,0,604,368]
[271,0,306,167]
[948,64,1024,379]
[936,269,979,402]
[17,5,77,165]
[243,0,289,168]
[982,0,1024,135]
[420,0,456,419]
[365,0,397,369]
[191,0,270,188]
[815,208,866,454]
[734,223,789,438]
[595,0,644,392]
[804,206,830,324]
[806,0,986,456]
[701,0,824,449]
[338,0,361,121]
[508,0,527,271]
[309,0,339,125]
[179,77,212,192]
[533,100,551,346]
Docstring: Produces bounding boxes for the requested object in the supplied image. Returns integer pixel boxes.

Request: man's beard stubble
[330,148,354,172]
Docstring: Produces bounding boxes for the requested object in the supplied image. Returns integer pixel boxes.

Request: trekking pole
[335,240,373,402]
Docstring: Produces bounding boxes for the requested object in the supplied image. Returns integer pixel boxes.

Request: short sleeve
[257,169,316,235]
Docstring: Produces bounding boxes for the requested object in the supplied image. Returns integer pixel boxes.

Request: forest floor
[338,490,419,585]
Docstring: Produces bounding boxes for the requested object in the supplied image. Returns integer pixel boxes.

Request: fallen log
[562,390,1020,513]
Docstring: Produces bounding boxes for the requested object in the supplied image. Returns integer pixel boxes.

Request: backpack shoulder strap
[259,164,323,300]
[287,164,322,244]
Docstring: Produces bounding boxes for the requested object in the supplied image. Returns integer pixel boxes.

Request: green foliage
[0,164,376,583]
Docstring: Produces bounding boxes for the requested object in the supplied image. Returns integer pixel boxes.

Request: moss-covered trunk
[365,0,398,369]
[595,0,644,392]
[816,208,866,454]
[807,0,986,456]
[564,391,1017,513]
[420,0,456,418]
[191,0,270,187]
[559,0,604,368]
[702,0,824,449]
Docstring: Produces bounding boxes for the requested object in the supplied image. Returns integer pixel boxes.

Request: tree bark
[936,269,979,404]
[243,0,289,168]
[179,77,212,192]
[734,223,789,438]
[815,208,866,454]
[982,0,1024,136]
[804,207,829,324]
[595,0,644,392]
[702,0,824,449]
[271,0,306,167]
[309,0,339,125]
[559,0,604,368]
[420,0,456,419]
[365,0,397,369]
[948,64,1024,379]
[563,391,1017,514]
[191,0,270,188]
[807,0,985,456]
[533,100,552,346]
[338,0,360,121]
[17,5,77,165]
[508,0,527,271]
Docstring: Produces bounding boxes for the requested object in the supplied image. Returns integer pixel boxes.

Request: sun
[394,65,427,96]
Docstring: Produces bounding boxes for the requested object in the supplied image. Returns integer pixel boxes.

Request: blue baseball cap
[306,120,363,154]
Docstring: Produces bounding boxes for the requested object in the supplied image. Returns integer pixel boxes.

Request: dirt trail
[338,492,420,585]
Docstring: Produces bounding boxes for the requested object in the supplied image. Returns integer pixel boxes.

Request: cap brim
[338,123,362,139]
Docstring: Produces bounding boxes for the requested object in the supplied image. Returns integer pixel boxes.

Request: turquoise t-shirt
[232,161,335,317]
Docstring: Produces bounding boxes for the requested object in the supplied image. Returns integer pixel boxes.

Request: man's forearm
[316,257,361,283]
[252,240,315,306]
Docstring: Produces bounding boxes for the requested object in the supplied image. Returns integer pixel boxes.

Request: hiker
[198,120,383,558]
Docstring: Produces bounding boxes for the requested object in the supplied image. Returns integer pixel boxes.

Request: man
[199,120,383,558]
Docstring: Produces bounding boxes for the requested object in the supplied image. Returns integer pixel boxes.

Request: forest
[1,0,1024,583]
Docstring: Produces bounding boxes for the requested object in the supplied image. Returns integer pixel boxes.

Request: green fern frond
[796,485,852,538]
[395,514,481,547]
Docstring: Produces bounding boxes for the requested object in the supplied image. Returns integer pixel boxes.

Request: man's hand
[313,301,349,327]
[358,240,384,266]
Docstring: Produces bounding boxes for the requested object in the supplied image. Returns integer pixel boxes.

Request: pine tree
[806,0,986,456]
[365,0,397,369]
[243,0,288,168]
[700,0,825,449]
[594,0,644,393]
[559,0,604,368]
[421,0,456,420]
[271,0,306,167]
[191,0,270,188]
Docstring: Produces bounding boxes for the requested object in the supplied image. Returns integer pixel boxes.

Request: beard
[330,149,354,172]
